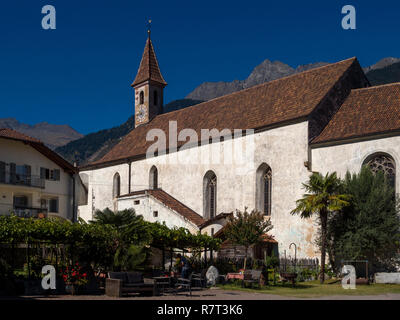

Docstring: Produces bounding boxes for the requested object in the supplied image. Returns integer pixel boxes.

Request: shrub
[326,167,400,273]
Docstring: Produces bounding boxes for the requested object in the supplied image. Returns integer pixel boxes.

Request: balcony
[0,172,45,189]
[13,206,48,218]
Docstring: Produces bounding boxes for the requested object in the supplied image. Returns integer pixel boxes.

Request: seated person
[176,253,191,279]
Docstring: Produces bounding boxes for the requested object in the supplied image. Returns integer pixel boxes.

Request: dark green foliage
[91,208,138,230]
[326,167,400,273]
[55,116,134,165]
[291,172,350,283]
[0,258,11,279]
[366,61,400,86]
[225,208,273,269]
[0,209,220,275]
[113,244,148,271]
[264,252,280,269]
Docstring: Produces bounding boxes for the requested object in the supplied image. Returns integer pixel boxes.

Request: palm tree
[90,208,138,230]
[91,207,152,245]
[291,172,350,283]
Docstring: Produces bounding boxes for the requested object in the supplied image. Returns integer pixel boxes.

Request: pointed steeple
[131,31,167,87]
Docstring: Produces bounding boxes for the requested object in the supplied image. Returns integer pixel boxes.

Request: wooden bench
[241,270,262,288]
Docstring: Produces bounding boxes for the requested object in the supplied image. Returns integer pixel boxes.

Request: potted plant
[60,263,88,295]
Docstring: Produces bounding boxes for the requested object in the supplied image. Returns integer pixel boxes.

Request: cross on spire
[147,19,152,38]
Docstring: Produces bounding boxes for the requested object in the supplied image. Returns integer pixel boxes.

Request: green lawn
[217,280,400,298]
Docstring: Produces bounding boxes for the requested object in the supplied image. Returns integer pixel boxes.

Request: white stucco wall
[79,121,321,258]
[78,163,130,222]
[117,193,198,233]
[312,136,400,194]
[0,138,76,220]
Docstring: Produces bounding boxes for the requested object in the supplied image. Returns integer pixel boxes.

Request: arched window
[113,173,121,198]
[149,166,158,189]
[363,153,396,190]
[203,171,217,219]
[256,163,272,216]
[140,91,144,105]
[154,90,158,106]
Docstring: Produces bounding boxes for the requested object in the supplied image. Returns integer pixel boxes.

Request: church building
[78,31,400,259]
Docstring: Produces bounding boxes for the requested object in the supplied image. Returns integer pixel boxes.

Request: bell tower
[131,22,167,128]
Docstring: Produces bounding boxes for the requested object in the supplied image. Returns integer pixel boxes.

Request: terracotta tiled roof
[90,58,359,166]
[0,128,42,143]
[119,189,205,227]
[260,233,278,244]
[131,36,167,87]
[0,128,75,173]
[148,189,205,226]
[312,83,400,144]
[199,212,232,229]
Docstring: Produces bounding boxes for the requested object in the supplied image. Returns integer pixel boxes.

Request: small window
[203,171,217,219]
[134,200,140,205]
[140,91,144,104]
[153,211,158,218]
[53,169,60,181]
[13,195,28,207]
[149,166,158,189]
[154,90,158,106]
[113,173,121,198]
[40,168,60,181]
[40,199,47,209]
[49,198,59,213]
[256,163,272,216]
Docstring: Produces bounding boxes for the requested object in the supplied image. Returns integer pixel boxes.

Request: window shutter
[53,169,60,181]
[10,163,16,184]
[25,165,31,185]
[40,167,46,179]
[0,161,5,183]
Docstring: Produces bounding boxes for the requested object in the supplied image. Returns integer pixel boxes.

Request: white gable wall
[312,135,400,194]
[117,194,198,233]
[0,138,75,220]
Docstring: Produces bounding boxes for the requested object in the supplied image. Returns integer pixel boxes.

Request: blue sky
[1,0,400,134]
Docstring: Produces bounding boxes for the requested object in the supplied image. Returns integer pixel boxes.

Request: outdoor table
[226,272,244,281]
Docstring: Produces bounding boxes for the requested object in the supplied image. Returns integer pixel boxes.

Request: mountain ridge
[186,57,400,101]
[185,59,330,101]
[0,118,83,149]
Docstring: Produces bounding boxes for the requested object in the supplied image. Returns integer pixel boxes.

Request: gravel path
[2,288,400,300]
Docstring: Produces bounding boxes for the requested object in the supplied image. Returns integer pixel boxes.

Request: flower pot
[65,283,78,295]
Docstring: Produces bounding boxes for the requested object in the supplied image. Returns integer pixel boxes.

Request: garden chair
[191,269,207,288]
[174,273,193,296]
